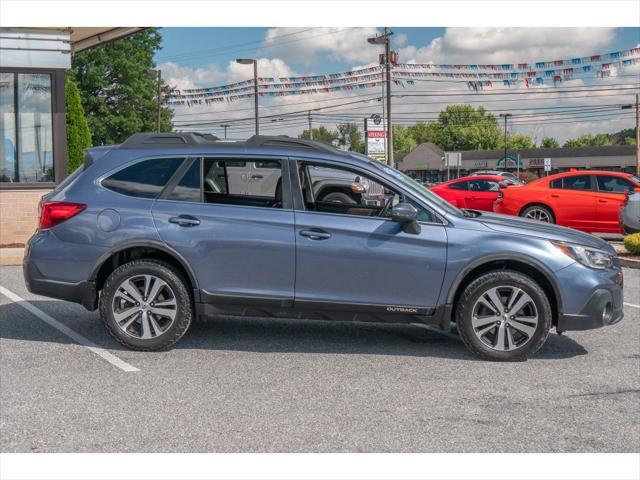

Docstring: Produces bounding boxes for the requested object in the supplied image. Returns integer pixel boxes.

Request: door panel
[548,175,598,231]
[293,212,448,309]
[594,175,635,233]
[153,157,295,304]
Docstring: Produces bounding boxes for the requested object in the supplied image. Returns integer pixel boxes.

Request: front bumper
[557,287,624,331]
[23,258,98,310]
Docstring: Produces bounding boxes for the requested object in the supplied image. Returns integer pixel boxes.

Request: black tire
[455,270,552,361]
[520,205,555,224]
[99,259,193,351]
[320,191,357,204]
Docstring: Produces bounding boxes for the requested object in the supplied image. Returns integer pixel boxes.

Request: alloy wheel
[524,208,551,223]
[111,274,177,339]
[471,286,539,352]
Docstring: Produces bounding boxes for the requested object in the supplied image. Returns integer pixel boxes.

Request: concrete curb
[0,248,24,266]
[619,257,640,269]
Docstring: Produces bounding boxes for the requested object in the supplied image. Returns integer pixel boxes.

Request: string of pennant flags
[167,46,640,107]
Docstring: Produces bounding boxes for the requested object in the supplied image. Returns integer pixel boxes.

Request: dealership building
[398,143,638,183]
[0,27,141,247]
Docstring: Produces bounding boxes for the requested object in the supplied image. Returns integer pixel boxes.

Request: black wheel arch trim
[89,239,200,301]
[445,252,564,314]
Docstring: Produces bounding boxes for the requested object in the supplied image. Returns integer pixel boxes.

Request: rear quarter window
[102,157,184,199]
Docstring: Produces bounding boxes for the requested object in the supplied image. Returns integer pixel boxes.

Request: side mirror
[391,203,421,234]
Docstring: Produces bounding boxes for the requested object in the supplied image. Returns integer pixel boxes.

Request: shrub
[623,233,640,255]
[65,74,92,173]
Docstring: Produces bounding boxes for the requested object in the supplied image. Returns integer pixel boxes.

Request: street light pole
[308,110,313,140]
[368,28,394,167]
[149,69,162,133]
[220,124,230,139]
[499,113,512,171]
[236,58,259,135]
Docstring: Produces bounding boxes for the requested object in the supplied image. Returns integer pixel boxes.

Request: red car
[429,175,506,211]
[493,170,640,234]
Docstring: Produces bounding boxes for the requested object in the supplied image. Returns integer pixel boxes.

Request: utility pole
[308,110,313,140]
[499,113,512,171]
[220,124,230,139]
[622,97,639,175]
[236,58,259,135]
[368,28,394,167]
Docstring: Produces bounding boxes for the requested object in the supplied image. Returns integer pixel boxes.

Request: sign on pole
[365,118,387,163]
[544,158,552,172]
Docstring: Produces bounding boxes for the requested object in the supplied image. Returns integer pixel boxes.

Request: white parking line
[624,302,640,309]
[0,286,139,372]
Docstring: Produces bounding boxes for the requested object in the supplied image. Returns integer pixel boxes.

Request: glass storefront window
[0,72,54,183]
[0,73,16,183]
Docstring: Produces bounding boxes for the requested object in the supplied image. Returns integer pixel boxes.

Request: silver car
[621,186,640,234]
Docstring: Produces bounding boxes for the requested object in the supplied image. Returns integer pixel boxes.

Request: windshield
[354,154,463,217]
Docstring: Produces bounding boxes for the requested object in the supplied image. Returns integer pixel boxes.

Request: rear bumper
[557,287,623,332]
[23,258,98,310]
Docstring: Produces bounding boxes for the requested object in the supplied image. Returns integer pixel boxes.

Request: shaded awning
[68,28,144,52]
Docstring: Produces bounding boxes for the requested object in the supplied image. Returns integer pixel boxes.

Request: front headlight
[551,241,614,269]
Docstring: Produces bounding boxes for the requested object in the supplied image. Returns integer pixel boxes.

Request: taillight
[39,201,87,229]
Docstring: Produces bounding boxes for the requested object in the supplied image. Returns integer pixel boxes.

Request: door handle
[598,199,607,203]
[169,215,201,227]
[250,174,264,180]
[300,229,331,240]
[551,194,560,198]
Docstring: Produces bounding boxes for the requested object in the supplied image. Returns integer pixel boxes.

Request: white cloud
[263,27,383,66]
[401,27,618,64]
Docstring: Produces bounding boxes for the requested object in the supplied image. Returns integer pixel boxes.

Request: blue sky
[155,27,640,142]
[156,27,637,74]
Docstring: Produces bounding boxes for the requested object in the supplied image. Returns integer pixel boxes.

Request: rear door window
[102,158,184,199]
[559,175,592,191]
[167,157,284,209]
[448,181,468,190]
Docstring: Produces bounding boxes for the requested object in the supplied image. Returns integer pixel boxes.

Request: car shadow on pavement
[0,301,588,361]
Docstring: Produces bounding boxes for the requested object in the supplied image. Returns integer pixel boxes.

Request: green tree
[504,133,535,150]
[540,137,560,148]
[624,136,637,145]
[299,126,338,144]
[336,123,365,153]
[563,133,612,148]
[65,73,92,173]
[72,29,173,145]
[393,125,417,154]
[407,121,439,145]
[432,105,502,151]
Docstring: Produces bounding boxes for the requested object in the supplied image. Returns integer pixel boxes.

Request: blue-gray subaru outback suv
[23,132,624,360]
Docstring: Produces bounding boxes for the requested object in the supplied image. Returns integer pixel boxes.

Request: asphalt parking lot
[1,265,638,453]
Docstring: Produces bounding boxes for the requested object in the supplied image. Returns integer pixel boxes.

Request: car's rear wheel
[99,259,193,351]
[521,205,555,223]
[455,271,551,361]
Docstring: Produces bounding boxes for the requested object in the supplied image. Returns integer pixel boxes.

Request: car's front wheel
[455,270,552,361]
[99,259,193,351]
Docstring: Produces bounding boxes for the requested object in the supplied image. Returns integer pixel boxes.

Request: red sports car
[429,175,506,211]
[493,170,640,234]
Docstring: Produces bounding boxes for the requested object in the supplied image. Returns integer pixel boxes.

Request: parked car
[470,170,524,185]
[24,133,624,361]
[494,170,640,234]
[620,187,640,234]
[429,175,505,211]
